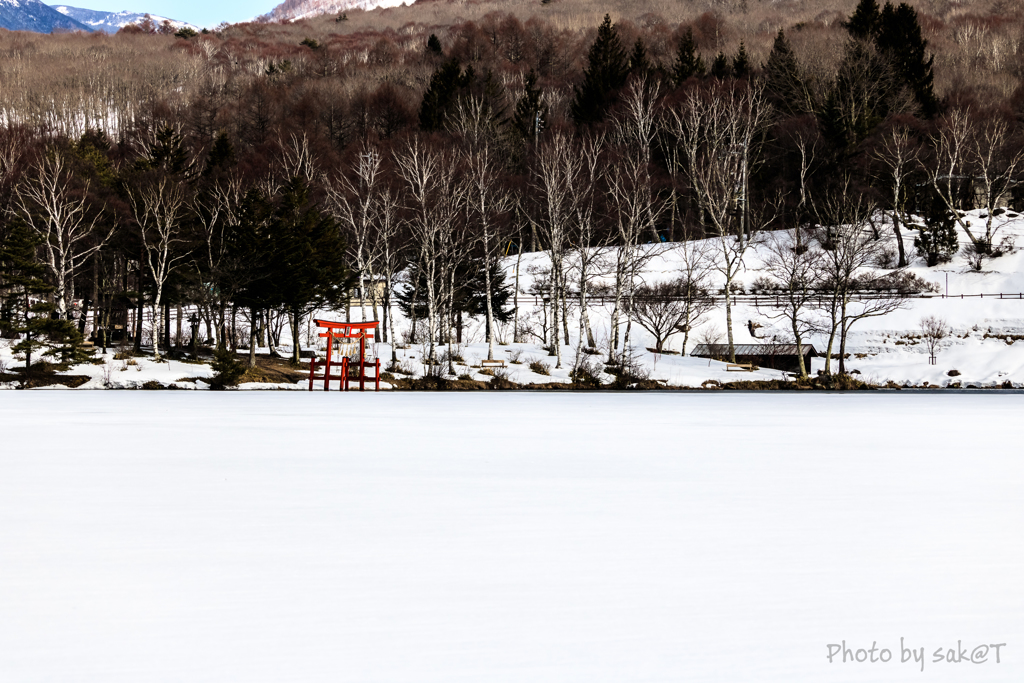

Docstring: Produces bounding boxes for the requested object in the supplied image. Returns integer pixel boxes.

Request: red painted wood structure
[308,319,381,391]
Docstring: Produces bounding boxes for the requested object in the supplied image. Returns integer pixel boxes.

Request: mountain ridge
[51,5,198,33]
[0,0,90,33]
[262,0,413,23]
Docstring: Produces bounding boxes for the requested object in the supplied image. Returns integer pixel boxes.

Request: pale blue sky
[64,1,271,28]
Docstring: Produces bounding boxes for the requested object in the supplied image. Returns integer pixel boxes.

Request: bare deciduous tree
[534,131,580,369]
[757,232,822,377]
[325,143,385,328]
[15,150,113,319]
[630,278,710,353]
[813,183,918,375]
[674,238,716,356]
[606,150,665,365]
[615,75,661,242]
[926,107,1024,256]
[666,80,772,362]
[394,138,465,364]
[128,176,190,361]
[920,315,948,364]
[464,143,513,362]
[566,132,607,352]
[872,122,921,268]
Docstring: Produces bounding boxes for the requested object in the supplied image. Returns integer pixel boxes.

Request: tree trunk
[893,214,907,268]
[622,276,636,361]
[409,261,422,345]
[484,256,495,361]
[823,299,840,375]
[164,302,171,352]
[204,308,213,349]
[175,305,183,348]
[560,283,570,346]
[134,288,143,354]
[385,277,397,363]
[549,260,561,368]
[425,266,437,362]
[371,278,381,342]
[248,307,258,368]
[512,248,522,343]
[230,304,238,353]
[608,266,623,364]
[838,300,849,375]
[218,300,228,351]
[266,310,277,357]
[579,265,595,350]
[151,301,162,360]
[724,273,736,363]
[792,318,807,378]
[290,310,301,365]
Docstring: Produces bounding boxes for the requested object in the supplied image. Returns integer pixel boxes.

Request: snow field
[1,392,1021,682]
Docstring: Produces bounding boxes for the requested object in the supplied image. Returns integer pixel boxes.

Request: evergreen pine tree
[513,70,549,142]
[205,131,234,173]
[672,28,705,85]
[73,130,117,188]
[462,260,514,324]
[915,190,958,266]
[142,125,192,176]
[0,220,57,368]
[210,345,246,388]
[820,39,896,151]
[763,29,808,115]
[875,2,938,117]
[844,0,881,40]
[628,38,653,77]
[427,34,443,56]
[570,15,629,126]
[419,58,466,131]
[267,178,353,364]
[732,42,751,79]
[397,259,513,328]
[477,69,511,131]
[710,52,731,79]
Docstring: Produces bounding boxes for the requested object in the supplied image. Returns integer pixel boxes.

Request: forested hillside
[1,0,1023,378]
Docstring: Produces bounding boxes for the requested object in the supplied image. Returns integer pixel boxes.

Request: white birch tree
[128,176,190,360]
[666,80,772,362]
[15,151,113,319]
[394,138,465,364]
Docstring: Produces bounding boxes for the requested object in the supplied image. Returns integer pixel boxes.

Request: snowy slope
[6,208,1024,390]
[489,208,1024,388]
[263,0,414,23]
[50,5,197,33]
[1,392,1021,682]
[0,0,89,32]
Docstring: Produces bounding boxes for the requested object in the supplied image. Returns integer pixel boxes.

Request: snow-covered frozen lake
[1,393,1021,682]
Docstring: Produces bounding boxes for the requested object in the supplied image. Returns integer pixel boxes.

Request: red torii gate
[308,319,381,392]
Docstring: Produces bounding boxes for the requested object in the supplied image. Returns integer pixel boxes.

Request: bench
[727,363,754,372]
[480,359,506,368]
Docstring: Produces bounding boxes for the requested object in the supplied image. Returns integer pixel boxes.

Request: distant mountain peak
[49,5,198,33]
[0,0,90,33]
[263,0,414,23]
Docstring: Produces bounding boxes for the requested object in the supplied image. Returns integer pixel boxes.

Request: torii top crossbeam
[312,319,379,338]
